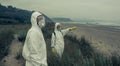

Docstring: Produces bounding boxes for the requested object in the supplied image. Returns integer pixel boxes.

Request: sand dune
[62,22,120,56]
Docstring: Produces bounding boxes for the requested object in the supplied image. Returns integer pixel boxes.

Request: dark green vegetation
[0,29,14,60]
[0,4,31,24]
[0,24,30,61]
[0,4,53,25]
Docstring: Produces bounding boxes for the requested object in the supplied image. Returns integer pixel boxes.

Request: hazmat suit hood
[54,23,61,31]
[31,11,45,28]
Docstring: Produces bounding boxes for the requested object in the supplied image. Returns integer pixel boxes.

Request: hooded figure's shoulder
[27,28,40,36]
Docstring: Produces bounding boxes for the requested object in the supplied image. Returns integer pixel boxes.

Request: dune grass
[0,24,120,66]
[0,29,14,60]
[46,34,120,66]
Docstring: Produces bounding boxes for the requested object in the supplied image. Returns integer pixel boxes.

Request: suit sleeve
[61,28,70,36]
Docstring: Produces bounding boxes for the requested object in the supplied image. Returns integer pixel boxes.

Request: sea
[61,21,120,30]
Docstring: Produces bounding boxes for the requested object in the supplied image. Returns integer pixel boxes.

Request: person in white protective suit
[51,23,77,58]
[22,11,48,66]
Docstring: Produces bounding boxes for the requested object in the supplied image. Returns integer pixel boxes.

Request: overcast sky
[1,0,120,21]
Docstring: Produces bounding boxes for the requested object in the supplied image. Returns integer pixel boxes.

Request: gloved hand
[52,47,56,54]
[69,26,77,31]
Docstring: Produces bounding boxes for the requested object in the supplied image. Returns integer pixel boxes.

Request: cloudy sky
[1,0,120,21]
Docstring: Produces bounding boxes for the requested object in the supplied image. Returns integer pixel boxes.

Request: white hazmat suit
[22,12,47,66]
[51,23,70,58]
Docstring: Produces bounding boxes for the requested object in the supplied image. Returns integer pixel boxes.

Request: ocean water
[85,22,120,29]
[62,21,120,30]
